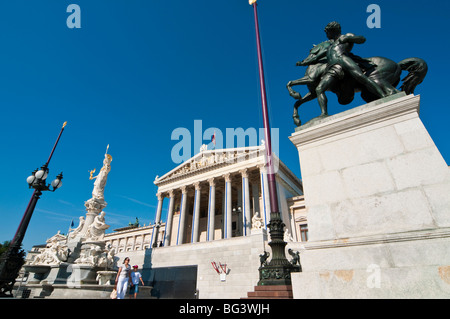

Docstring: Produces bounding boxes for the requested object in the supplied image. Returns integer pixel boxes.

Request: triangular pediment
[46,231,67,244]
[154,145,265,185]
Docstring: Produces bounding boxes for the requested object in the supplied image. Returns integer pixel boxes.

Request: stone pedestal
[96,271,117,285]
[244,285,293,299]
[289,94,450,298]
[81,198,107,236]
[23,265,51,284]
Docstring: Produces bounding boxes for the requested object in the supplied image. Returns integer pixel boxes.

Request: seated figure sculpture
[86,211,110,241]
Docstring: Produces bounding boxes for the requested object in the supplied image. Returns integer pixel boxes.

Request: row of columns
[152,166,273,247]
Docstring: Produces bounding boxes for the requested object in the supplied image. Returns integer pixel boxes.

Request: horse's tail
[398,58,428,95]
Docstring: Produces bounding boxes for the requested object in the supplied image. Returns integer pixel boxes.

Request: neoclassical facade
[151,144,303,247]
[103,145,307,258]
[98,144,305,299]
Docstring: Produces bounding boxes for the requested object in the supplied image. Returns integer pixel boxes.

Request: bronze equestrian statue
[287,21,428,126]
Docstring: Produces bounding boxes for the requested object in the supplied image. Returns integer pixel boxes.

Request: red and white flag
[211,262,220,274]
[219,263,227,274]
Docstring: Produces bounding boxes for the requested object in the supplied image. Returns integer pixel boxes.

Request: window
[300,224,308,242]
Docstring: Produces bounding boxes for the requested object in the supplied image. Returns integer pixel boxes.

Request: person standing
[115,257,132,299]
[129,265,145,299]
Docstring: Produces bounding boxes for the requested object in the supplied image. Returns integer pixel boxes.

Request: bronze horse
[286,40,428,126]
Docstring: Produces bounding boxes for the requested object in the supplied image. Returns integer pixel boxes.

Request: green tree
[0,241,26,261]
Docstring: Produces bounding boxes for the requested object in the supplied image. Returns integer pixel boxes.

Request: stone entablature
[104,223,165,252]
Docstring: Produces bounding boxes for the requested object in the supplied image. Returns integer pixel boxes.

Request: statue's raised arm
[91,147,112,201]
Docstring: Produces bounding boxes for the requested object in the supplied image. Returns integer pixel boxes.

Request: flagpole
[249,0,300,286]
[251,1,279,214]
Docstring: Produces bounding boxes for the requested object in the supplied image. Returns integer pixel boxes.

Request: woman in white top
[114,257,132,299]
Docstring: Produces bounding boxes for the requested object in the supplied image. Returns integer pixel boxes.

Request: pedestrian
[114,257,132,299]
[129,265,145,299]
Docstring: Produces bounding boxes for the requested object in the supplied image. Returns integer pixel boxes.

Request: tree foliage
[0,241,26,261]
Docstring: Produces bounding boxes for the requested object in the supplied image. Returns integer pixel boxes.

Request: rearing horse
[286,41,428,126]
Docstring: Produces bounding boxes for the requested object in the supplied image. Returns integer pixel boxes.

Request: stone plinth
[244,285,293,299]
[23,265,51,284]
[289,94,450,298]
[96,271,117,285]
[81,198,107,236]
[45,284,153,299]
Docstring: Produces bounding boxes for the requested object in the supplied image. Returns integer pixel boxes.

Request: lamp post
[249,0,300,286]
[0,122,67,297]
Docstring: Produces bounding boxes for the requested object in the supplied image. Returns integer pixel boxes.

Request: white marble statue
[89,145,112,201]
[68,216,85,239]
[251,211,263,230]
[284,229,294,242]
[97,247,118,269]
[86,211,110,240]
[30,238,68,266]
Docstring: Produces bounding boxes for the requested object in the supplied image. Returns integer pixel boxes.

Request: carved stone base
[23,265,51,284]
[258,211,301,286]
[244,285,294,299]
[96,271,117,285]
[258,264,301,286]
[80,198,108,237]
[84,198,107,213]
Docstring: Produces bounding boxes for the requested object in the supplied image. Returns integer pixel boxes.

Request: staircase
[243,285,293,299]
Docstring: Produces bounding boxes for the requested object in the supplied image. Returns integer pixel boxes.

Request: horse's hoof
[293,116,301,127]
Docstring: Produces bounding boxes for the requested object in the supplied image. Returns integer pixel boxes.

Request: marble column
[222,186,226,238]
[237,184,242,236]
[152,193,164,247]
[191,182,201,243]
[207,178,216,241]
[224,173,232,239]
[177,186,188,245]
[164,190,175,247]
[155,193,164,224]
[259,165,270,229]
[251,178,261,221]
[241,169,251,236]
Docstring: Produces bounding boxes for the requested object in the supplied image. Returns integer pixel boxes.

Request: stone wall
[115,231,269,299]
[289,94,450,298]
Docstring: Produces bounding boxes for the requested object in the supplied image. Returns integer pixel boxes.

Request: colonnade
[151,166,272,247]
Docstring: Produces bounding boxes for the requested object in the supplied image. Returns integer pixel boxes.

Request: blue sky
[0,0,449,252]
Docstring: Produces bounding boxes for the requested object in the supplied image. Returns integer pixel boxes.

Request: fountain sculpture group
[22,148,120,298]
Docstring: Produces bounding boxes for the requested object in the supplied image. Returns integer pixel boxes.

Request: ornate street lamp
[0,122,67,297]
[249,1,301,286]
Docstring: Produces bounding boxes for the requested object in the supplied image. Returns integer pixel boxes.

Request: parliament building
[103,144,306,298]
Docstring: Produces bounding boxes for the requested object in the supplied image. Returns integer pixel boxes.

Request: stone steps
[243,285,293,299]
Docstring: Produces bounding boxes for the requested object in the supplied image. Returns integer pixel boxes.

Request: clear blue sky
[0,0,449,252]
